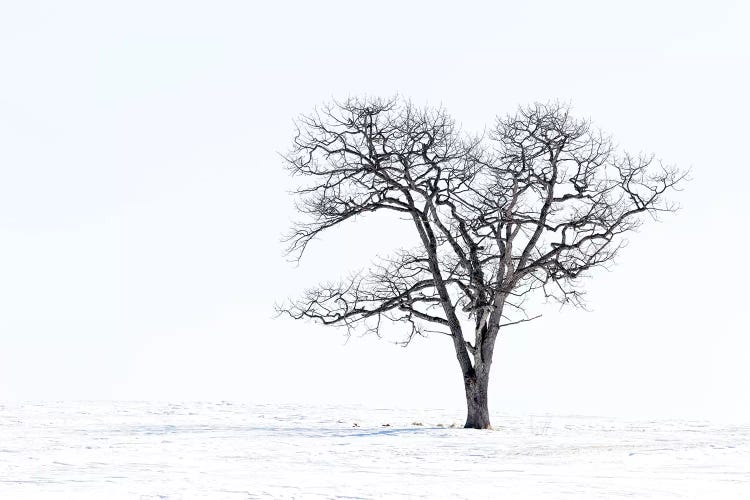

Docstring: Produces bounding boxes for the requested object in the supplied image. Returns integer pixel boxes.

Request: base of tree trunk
[464,374,491,429]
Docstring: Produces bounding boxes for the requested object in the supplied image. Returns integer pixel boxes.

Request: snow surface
[1,402,748,499]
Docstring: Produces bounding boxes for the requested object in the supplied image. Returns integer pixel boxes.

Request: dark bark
[464,368,491,429]
[280,98,685,430]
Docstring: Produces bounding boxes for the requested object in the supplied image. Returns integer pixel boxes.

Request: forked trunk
[463,369,491,429]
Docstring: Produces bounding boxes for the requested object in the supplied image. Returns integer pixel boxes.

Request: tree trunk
[463,368,491,429]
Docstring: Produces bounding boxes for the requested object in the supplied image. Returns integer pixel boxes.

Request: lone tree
[280,97,684,429]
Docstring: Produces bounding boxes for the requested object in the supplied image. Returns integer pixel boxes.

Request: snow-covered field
[1,402,748,499]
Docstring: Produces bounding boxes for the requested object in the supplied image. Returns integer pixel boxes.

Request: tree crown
[280,97,685,347]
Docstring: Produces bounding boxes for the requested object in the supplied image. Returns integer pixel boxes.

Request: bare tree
[279,97,685,429]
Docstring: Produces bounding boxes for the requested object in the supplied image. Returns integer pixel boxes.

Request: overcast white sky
[1,0,748,420]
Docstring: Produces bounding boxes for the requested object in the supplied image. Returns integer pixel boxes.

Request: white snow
[1,402,748,499]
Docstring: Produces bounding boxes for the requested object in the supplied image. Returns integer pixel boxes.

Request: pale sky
[1,0,748,420]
